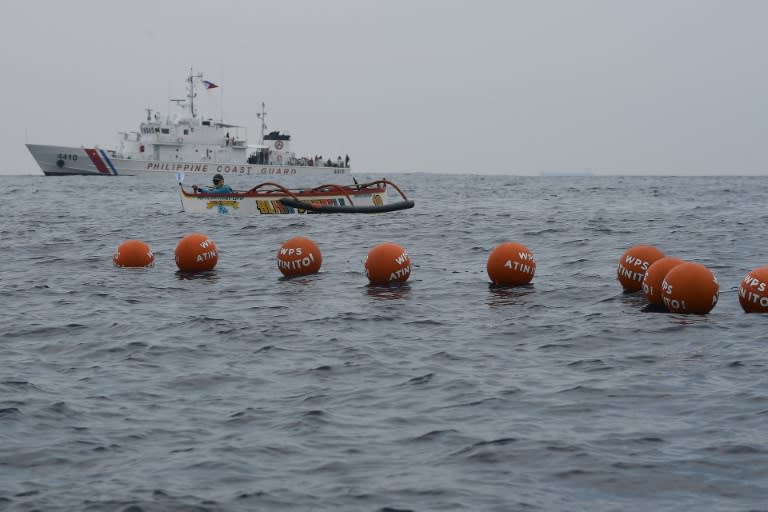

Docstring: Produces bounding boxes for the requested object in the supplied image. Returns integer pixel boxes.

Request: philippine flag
[202,80,219,90]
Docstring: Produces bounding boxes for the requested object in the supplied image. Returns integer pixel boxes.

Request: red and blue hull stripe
[84,148,119,175]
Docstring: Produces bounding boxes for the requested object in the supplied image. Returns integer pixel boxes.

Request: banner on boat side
[256,198,348,214]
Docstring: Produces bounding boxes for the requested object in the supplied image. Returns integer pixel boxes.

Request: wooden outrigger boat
[178,178,415,214]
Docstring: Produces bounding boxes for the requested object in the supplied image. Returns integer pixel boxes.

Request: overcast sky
[2,0,767,175]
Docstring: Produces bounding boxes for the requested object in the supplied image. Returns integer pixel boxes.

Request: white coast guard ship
[26,69,351,178]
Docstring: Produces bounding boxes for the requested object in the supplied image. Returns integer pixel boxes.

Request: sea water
[1,173,767,511]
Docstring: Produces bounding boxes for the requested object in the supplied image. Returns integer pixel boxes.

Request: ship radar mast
[187,67,202,119]
[256,102,267,145]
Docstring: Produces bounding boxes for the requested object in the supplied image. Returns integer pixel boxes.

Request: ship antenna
[256,102,267,145]
[188,67,202,119]
[188,67,194,118]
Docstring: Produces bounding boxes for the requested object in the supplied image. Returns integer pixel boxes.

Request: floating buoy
[661,262,719,314]
[113,239,154,268]
[175,233,218,272]
[642,256,684,305]
[617,244,665,292]
[738,266,768,313]
[486,242,536,286]
[364,242,411,285]
[277,236,322,277]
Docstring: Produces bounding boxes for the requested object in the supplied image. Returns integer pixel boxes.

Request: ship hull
[26,144,350,178]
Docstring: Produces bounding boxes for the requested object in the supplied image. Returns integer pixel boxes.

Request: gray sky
[2,0,767,175]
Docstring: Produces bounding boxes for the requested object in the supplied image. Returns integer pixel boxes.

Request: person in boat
[193,173,233,194]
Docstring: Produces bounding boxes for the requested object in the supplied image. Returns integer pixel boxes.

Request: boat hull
[26,144,349,178]
[178,180,413,215]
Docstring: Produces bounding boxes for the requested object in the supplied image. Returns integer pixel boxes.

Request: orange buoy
[277,236,322,277]
[738,266,768,313]
[617,244,665,292]
[642,256,684,305]
[486,242,536,286]
[175,233,218,272]
[113,239,154,268]
[364,242,411,285]
[660,262,719,314]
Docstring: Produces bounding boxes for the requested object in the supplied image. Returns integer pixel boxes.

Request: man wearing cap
[193,174,233,194]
